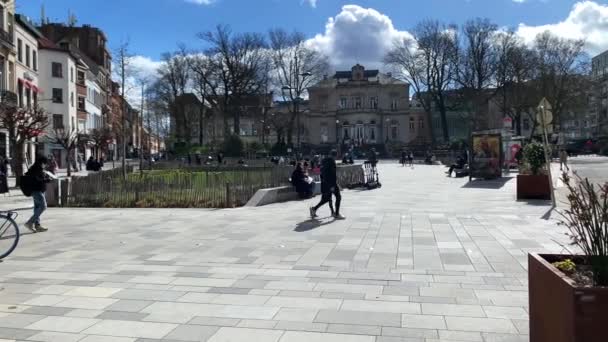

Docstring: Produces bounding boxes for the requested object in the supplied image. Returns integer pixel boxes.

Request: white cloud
[516,1,608,56]
[184,0,215,4]
[130,55,163,81]
[513,0,526,3]
[306,5,413,70]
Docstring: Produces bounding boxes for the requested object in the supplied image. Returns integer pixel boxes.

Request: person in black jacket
[310,150,345,220]
[291,163,313,199]
[24,156,50,232]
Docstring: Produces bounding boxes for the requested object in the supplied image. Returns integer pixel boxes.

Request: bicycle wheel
[0,214,19,260]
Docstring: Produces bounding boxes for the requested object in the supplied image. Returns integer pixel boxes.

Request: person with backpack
[310,150,345,220]
[23,156,51,232]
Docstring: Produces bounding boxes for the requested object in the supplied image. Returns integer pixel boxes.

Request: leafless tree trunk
[114,41,134,179]
[385,20,457,143]
[269,29,329,147]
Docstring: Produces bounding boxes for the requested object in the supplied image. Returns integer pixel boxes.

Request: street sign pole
[539,105,556,208]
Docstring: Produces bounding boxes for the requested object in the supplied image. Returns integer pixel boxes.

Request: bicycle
[0,211,20,260]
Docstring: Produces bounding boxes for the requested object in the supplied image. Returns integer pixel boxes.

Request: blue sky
[18,0,591,60]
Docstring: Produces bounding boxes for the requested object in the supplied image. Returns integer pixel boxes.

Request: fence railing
[66,164,365,208]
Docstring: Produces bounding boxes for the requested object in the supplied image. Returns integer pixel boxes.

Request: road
[568,156,608,186]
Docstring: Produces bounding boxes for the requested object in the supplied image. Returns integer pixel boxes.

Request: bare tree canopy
[0,104,49,183]
[385,20,458,143]
[198,25,269,136]
[269,28,330,145]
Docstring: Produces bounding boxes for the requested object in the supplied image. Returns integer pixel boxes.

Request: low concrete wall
[246,182,320,207]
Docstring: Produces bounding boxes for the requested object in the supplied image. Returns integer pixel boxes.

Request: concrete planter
[517,174,550,200]
[529,253,608,342]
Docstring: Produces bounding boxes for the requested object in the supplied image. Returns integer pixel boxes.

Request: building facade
[0,0,16,158]
[14,14,42,164]
[306,64,416,149]
[591,50,608,137]
[38,37,81,167]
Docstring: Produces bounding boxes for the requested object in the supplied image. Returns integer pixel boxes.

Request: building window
[25,88,31,108]
[369,126,376,142]
[391,98,398,111]
[71,67,74,83]
[77,71,85,85]
[70,92,75,107]
[340,97,348,109]
[52,88,63,103]
[391,125,398,139]
[409,118,415,131]
[17,39,22,62]
[78,96,85,111]
[369,97,378,109]
[17,81,23,107]
[419,118,424,129]
[354,96,362,109]
[523,118,530,130]
[33,51,37,71]
[53,114,63,129]
[52,62,63,78]
[25,45,30,68]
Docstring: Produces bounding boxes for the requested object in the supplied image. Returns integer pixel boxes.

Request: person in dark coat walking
[0,157,9,194]
[310,150,344,220]
[24,156,51,232]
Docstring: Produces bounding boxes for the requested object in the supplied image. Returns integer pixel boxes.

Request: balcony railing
[0,28,14,47]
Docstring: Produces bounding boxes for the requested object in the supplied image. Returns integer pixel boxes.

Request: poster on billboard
[470,133,502,179]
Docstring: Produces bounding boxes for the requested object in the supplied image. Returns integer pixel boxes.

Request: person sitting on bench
[291,162,314,199]
[447,154,467,177]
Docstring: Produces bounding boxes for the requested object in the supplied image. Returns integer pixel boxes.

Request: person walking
[408,151,414,168]
[0,157,8,195]
[559,149,569,171]
[400,150,407,167]
[310,150,345,220]
[24,156,50,232]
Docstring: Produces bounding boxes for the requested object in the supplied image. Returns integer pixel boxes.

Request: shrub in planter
[529,174,608,342]
[517,142,551,200]
[522,142,546,175]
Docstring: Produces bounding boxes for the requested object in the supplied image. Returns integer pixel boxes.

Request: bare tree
[89,127,113,160]
[113,40,135,179]
[494,32,539,136]
[532,32,587,129]
[385,20,458,143]
[189,53,217,145]
[0,103,49,184]
[455,18,499,131]
[269,29,329,147]
[156,51,190,148]
[48,127,79,177]
[199,25,268,138]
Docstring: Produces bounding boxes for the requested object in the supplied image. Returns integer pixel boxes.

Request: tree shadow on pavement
[294,218,335,232]
[461,177,513,189]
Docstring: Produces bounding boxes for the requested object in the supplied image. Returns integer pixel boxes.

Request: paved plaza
[0,162,579,342]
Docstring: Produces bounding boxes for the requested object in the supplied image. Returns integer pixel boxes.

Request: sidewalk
[0,163,566,341]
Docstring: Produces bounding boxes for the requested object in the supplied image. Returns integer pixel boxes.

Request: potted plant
[529,174,608,342]
[517,142,551,200]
